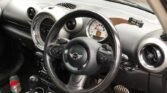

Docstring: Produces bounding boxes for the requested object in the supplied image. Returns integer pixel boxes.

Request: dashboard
[0,0,167,92]
[0,0,165,70]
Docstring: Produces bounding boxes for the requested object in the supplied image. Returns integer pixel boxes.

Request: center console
[27,51,60,93]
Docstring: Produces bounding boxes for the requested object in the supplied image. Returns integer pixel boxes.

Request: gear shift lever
[29,75,39,93]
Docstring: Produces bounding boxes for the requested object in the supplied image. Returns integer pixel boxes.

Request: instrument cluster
[86,19,108,42]
[31,6,110,51]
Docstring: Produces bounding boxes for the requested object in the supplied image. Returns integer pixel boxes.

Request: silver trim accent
[138,38,167,73]
[86,19,108,42]
[64,18,83,34]
[31,13,55,50]
[31,6,69,50]
[67,74,87,90]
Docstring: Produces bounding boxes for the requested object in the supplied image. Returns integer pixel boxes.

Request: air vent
[141,45,164,67]
[138,38,167,73]
[57,3,76,9]
[27,7,36,19]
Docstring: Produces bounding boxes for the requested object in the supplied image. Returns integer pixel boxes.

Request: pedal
[114,85,130,93]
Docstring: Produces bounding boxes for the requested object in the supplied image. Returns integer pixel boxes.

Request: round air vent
[141,45,163,67]
[27,7,36,19]
[138,38,167,73]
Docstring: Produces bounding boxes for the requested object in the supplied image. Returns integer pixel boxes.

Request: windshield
[122,0,151,9]
[106,0,153,13]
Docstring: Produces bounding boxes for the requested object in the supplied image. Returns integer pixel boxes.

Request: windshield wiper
[105,0,154,14]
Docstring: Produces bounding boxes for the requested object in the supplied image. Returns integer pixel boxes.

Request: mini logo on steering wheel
[69,52,83,60]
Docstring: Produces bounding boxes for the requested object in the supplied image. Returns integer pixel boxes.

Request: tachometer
[86,19,108,42]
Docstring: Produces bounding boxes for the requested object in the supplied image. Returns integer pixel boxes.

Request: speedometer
[86,19,108,42]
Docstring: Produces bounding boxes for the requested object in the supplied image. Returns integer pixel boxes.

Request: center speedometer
[86,19,108,42]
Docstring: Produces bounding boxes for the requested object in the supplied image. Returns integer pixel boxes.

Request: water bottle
[9,75,22,93]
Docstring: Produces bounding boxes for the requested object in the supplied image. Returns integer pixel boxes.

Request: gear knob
[29,75,39,92]
[29,75,39,82]
[114,85,129,93]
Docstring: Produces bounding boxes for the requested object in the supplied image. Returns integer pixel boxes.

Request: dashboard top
[0,0,163,52]
[0,0,160,24]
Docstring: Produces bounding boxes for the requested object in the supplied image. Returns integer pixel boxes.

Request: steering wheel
[44,10,121,93]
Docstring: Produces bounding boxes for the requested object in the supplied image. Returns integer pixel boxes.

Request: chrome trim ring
[86,19,108,42]
[31,13,55,50]
[31,6,69,50]
[138,38,167,73]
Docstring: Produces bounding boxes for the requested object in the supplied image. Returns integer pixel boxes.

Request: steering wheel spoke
[97,44,114,67]
[47,38,69,59]
[47,44,64,59]
[67,74,87,90]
